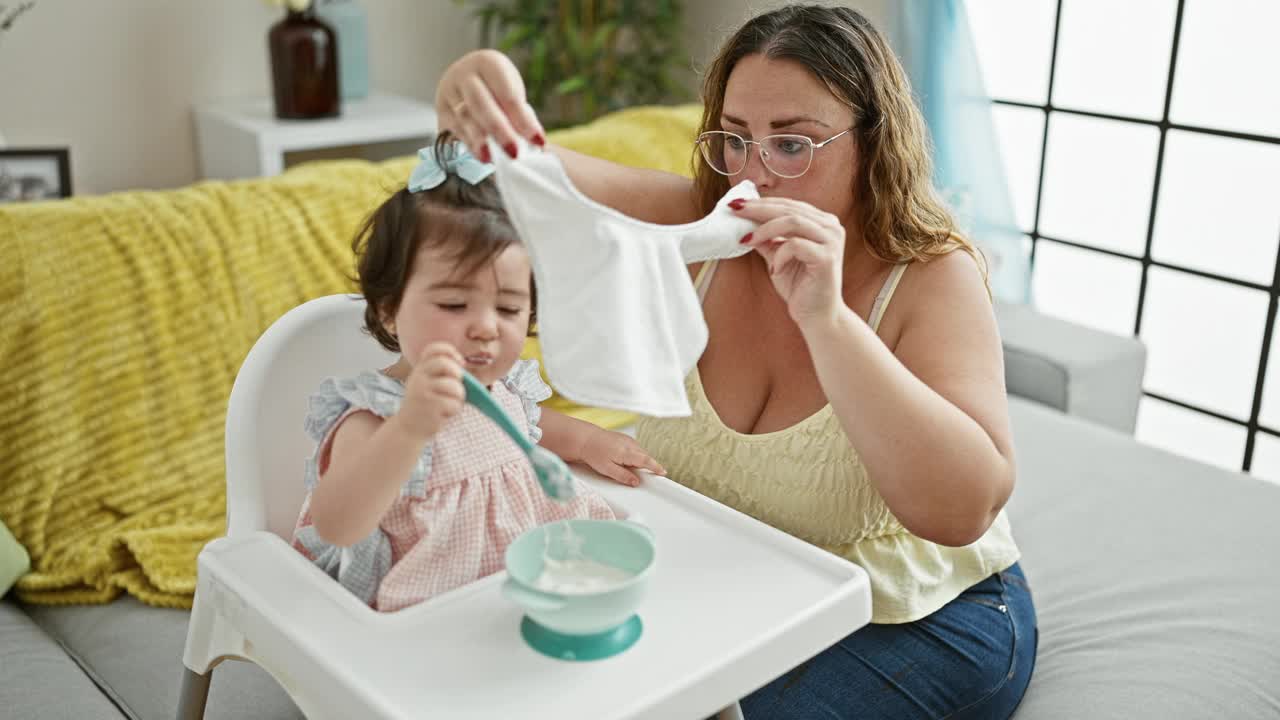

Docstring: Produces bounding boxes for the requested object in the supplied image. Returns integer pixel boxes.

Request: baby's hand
[398,343,466,440]
[579,429,667,487]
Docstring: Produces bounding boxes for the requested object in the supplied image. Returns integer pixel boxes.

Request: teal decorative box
[317,0,370,100]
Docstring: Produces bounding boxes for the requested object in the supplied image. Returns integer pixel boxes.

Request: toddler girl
[291,135,663,611]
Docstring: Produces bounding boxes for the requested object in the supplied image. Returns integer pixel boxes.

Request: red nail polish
[504,142,518,159]
[532,132,547,147]
[728,198,746,210]
[739,232,753,244]
[478,144,491,164]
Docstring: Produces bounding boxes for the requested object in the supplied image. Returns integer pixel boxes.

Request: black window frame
[989,0,1280,473]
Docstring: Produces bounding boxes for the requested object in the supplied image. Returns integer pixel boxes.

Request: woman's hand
[578,429,667,488]
[397,343,466,440]
[734,198,847,329]
[435,49,547,162]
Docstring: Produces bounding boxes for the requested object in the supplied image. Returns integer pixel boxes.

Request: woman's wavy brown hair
[694,4,983,274]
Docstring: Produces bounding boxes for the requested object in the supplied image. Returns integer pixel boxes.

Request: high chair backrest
[225,294,397,539]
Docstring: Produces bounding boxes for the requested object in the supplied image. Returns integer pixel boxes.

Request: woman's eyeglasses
[695,128,854,179]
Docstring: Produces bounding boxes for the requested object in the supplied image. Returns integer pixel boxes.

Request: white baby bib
[489,138,757,417]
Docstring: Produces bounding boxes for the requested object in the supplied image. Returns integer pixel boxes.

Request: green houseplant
[457,0,689,129]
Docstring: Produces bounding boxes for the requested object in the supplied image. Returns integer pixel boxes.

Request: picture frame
[0,147,72,203]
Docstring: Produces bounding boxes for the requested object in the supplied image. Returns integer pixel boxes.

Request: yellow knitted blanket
[0,103,702,608]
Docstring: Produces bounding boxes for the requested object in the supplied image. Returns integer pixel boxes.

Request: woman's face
[721,54,859,224]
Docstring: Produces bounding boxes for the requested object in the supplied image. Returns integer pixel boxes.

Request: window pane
[1153,131,1280,285]
[1140,267,1267,419]
[1170,0,1280,136]
[1039,113,1160,255]
[1247,432,1280,486]
[1136,396,1246,471]
[967,0,1057,104]
[1031,241,1141,337]
[1052,0,1177,120]
[991,105,1045,233]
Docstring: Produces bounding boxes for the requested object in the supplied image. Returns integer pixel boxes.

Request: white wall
[0,0,480,195]
[681,0,892,95]
[0,0,893,196]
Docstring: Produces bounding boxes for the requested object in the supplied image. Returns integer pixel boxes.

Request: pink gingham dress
[291,359,616,612]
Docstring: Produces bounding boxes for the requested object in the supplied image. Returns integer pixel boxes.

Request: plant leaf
[555,75,588,95]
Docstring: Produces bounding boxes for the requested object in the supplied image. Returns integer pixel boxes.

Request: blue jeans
[741,563,1037,719]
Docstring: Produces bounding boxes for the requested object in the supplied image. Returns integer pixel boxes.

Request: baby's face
[393,243,533,386]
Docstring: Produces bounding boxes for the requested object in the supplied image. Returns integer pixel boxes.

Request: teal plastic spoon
[462,371,576,501]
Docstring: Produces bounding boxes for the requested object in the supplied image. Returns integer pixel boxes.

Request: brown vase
[268,7,340,120]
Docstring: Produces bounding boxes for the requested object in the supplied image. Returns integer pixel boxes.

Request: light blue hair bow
[407,141,495,192]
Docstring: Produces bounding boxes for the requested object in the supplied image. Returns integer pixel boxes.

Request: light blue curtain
[891,0,1031,304]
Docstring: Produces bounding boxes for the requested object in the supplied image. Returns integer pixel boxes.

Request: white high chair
[177,293,844,720]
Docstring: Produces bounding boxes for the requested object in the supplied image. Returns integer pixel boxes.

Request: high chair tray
[196,471,872,719]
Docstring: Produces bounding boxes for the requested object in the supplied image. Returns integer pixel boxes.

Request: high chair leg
[176,667,212,720]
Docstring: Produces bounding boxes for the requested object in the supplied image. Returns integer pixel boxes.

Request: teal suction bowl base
[520,614,643,661]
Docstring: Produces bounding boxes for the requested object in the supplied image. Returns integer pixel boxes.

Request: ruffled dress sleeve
[501,358,553,443]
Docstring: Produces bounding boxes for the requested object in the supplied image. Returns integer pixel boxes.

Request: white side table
[193,93,438,180]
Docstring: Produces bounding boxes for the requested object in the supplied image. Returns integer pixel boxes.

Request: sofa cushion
[1,599,126,719]
[25,596,302,720]
[996,301,1146,433]
[1005,397,1280,719]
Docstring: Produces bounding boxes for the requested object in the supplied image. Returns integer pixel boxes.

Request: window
[970,0,1280,479]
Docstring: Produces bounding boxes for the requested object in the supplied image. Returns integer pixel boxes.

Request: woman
[438,5,1036,718]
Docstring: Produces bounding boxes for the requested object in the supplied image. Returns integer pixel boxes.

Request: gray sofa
[4,304,1279,720]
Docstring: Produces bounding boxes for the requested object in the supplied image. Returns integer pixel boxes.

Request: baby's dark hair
[353,131,534,352]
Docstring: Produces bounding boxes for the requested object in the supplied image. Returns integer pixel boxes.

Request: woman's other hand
[435,49,547,162]
[734,197,848,329]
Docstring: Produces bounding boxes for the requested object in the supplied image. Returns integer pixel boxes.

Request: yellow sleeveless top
[635,261,1021,624]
